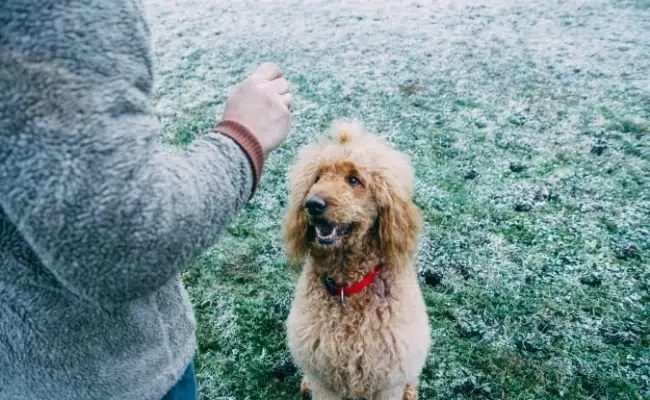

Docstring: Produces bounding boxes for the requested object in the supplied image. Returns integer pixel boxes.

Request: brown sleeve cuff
[214,120,265,196]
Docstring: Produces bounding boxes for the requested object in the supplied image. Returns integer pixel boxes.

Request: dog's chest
[289,295,404,397]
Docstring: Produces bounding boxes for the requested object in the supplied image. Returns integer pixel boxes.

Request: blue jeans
[162,361,198,400]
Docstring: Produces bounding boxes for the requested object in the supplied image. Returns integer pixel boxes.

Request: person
[0,0,292,399]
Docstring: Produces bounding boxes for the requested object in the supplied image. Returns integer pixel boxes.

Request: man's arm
[0,0,269,304]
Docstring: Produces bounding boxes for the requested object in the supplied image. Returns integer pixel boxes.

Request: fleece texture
[0,0,255,399]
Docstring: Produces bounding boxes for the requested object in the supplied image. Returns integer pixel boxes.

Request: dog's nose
[305,196,328,216]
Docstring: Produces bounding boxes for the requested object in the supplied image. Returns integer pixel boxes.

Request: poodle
[282,121,431,400]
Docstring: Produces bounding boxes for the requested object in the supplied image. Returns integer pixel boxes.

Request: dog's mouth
[311,220,353,245]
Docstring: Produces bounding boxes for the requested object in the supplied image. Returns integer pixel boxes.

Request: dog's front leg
[304,376,343,400]
[373,384,416,400]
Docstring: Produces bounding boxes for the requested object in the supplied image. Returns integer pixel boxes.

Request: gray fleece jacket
[0,1,262,399]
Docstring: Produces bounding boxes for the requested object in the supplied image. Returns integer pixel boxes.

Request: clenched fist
[222,62,293,156]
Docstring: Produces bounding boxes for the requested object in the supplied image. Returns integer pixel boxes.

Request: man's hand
[222,62,293,156]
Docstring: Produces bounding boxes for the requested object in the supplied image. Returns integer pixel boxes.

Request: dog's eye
[347,176,361,186]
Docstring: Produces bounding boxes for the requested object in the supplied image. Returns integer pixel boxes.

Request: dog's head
[282,121,421,270]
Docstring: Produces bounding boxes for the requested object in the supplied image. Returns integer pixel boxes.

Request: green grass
[147,0,650,398]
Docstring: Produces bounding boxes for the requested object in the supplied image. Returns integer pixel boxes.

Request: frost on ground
[144,0,649,398]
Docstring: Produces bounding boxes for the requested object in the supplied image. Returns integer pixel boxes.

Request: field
[144,0,650,398]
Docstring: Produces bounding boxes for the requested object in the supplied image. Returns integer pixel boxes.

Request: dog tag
[340,289,345,307]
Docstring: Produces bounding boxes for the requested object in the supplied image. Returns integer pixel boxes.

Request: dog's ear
[372,173,422,270]
[282,203,309,266]
[281,145,321,266]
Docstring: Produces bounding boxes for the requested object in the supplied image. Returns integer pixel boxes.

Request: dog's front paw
[403,382,418,400]
[300,376,312,399]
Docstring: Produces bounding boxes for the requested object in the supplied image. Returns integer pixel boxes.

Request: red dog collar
[323,264,382,299]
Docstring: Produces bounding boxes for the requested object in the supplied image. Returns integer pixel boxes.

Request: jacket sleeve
[0,0,260,304]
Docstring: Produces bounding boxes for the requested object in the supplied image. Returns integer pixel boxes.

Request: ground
[143,0,649,398]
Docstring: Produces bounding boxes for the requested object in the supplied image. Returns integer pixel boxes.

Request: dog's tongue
[317,223,334,237]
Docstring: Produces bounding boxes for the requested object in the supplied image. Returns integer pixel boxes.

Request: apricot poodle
[282,121,431,400]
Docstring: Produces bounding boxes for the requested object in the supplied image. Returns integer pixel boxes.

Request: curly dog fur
[283,121,431,400]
